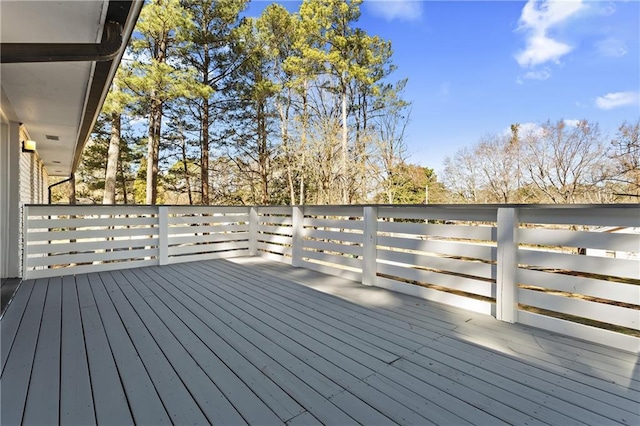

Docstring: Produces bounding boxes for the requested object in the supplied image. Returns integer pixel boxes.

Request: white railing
[23,204,640,352]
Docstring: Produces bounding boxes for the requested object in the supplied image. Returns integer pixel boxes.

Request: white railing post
[158,206,168,265]
[496,207,519,323]
[249,206,258,256]
[363,206,378,286]
[292,206,304,267]
[22,204,29,279]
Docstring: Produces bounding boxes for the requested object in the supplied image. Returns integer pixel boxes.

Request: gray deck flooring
[1,257,638,425]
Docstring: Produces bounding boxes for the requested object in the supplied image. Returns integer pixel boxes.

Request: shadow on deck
[1,257,638,425]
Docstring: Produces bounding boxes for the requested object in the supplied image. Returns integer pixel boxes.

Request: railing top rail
[25,203,640,209]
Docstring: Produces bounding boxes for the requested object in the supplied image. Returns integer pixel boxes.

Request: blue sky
[247,0,640,174]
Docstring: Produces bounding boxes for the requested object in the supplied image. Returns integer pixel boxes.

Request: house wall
[0,116,49,279]
[18,125,49,205]
[0,119,22,278]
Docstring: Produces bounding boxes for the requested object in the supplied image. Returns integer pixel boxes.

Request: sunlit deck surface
[1,258,638,425]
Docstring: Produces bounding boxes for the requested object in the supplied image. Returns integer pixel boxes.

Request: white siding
[19,151,48,205]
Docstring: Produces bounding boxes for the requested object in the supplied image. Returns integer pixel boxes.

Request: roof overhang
[0,0,143,177]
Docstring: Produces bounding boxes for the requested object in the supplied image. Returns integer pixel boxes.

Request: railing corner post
[249,206,258,256]
[22,204,29,279]
[292,206,304,267]
[158,206,168,266]
[497,207,519,323]
[363,206,378,286]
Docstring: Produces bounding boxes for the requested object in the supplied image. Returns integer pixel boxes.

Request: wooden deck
[1,258,638,425]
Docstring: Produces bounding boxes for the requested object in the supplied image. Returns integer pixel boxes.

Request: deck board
[248,258,640,399]
[60,275,95,425]
[1,257,638,425]
[124,268,306,423]
[0,278,48,425]
[1,279,34,374]
[23,277,62,425]
[113,272,282,425]
[75,274,132,425]
[86,273,171,425]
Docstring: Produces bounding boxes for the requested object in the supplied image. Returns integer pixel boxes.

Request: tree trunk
[201,48,210,205]
[341,81,348,204]
[201,100,210,205]
[69,173,76,205]
[299,81,309,205]
[103,111,121,204]
[181,133,193,205]
[258,100,269,204]
[146,96,162,204]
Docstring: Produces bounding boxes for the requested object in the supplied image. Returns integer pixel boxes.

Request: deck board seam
[71,275,99,425]
[20,278,50,425]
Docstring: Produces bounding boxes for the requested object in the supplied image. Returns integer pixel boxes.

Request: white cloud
[595,37,627,58]
[128,116,147,126]
[367,0,423,22]
[595,92,639,110]
[563,119,580,127]
[515,0,585,68]
[598,2,616,16]
[523,67,552,81]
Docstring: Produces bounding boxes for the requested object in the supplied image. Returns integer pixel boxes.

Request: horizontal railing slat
[377,236,495,261]
[300,259,362,281]
[305,228,363,244]
[519,249,639,279]
[378,221,496,241]
[256,233,292,245]
[303,206,364,216]
[28,216,157,228]
[304,218,363,231]
[519,288,639,330]
[256,206,291,214]
[302,250,363,270]
[27,238,160,255]
[517,310,640,353]
[376,276,493,315]
[378,206,497,222]
[28,248,157,267]
[256,242,292,256]
[26,205,157,216]
[169,232,249,245]
[259,250,292,264]
[257,224,293,236]
[27,226,157,242]
[166,250,249,264]
[168,206,249,214]
[377,262,494,298]
[517,268,639,304]
[519,228,640,252]
[168,241,248,256]
[168,214,249,225]
[25,259,158,279]
[303,239,363,257]
[377,249,495,280]
[168,224,248,235]
[520,208,640,227]
[258,216,292,225]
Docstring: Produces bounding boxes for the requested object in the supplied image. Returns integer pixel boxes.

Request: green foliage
[78,0,427,206]
[78,115,143,203]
